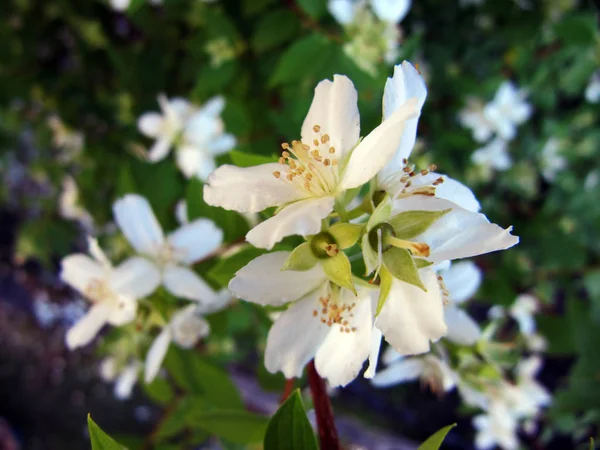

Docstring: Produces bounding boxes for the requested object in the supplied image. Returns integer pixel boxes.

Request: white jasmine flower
[59,176,94,232]
[328,0,411,25]
[472,138,512,171]
[99,357,141,400]
[138,95,235,180]
[61,238,161,349]
[540,138,567,181]
[229,251,378,387]
[439,261,482,346]
[509,294,539,336]
[483,81,532,141]
[371,346,456,393]
[526,332,547,352]
[473,403,519,450]
[175,199,188,225]
[459,98,496,143]
[516,356,551,410]
[144,303,218,383]
[113,194,224,305]
[110,0,162,12]
[204,74,419,250]
[585,70,600,103]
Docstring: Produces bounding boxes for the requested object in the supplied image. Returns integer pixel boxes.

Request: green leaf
[417,424,456,450]
[252,9,300,53]
[590,437,595,450]
[164,348,244,409]
[155,398,205,440]
[296,0,327,19]
[383,248,425,291]
[187,410,269,444]
[88,415,127,450]
[414,259,434,269]
[143,376,175,406]
[264,389,318,450]
[208,247,265,287]
[321,252,356,294]
[376,267,393,316]
[229,150,277,168]
[329,223,364,249]
[388,209,450,240]
[269,34,336,87]
[282,242,319,271]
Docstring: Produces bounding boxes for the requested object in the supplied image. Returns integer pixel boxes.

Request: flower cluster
[205,61,519,387]
[60,196,229,397]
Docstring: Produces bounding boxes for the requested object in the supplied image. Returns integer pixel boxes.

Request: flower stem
[307,361,341,450]
[280,378,295,404]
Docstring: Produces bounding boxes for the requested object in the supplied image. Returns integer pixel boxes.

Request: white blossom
[109,0,162,12]
[61,237,160,349]
[47,115,84,163]
[328,0,411,25]
[473,403,519,450]
[509,294,539,336]
[100,357,141,400]
[59,176,94,232]
[472,138,512,172]
[585,70,600,103]
[483,82,532,141]
[540,138,567,181]
[113,194,225,305]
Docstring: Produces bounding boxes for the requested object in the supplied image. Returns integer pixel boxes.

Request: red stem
[307,361,341,450]
[280,378,295,404]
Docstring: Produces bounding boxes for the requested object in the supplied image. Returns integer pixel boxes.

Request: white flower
[585,70,600,103]
[204,74,419,250]
[439,261,482,346]
[472,138,512,171]
[47,115,84,163]
[138,95,235,180]
[540,138,567,181]
[328,0,411,25]
[526,332,547,352]
[59,176,94,232]
[459,98,496,143]
[61,238,161,349]
[371,346,456,393]
[100,357,141,400]
[483,82,532,141]
[229,251,377,387]
[473,403,519,450]
[509,294,538,336]
[113,194,225,305]
[110,0,162,11]
[516,356,551,410]
[144,302,226,383]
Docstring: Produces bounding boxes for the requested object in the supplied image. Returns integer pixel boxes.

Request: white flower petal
[144,328,172,383]
[228,251,327,306]
[147,136,173,163]
[204,163,306,213]
[65,303,111,349]
[444,305,481,346]
[442,261,482,303]
[168,219,223,265]
[107,296,138,326]
[163,264,221,304]
[175,145,216,180]
[340,98,418,190]
[371,0,411,22]
[265,284,331,379]
[115,362,140,400]
[61,254,106,294]
[378,61,427,179]
[371,358,425,388]
[315,290,374,387]
[301,75,360,159]
[208,134,236,156]
[200,96,225,117]
[364,326,383,378]
[170,305,210,348]
[113,194,165,256]
[433,175,481,212]
[109,257,161,299]
[376,268,447,355]
[246,196,335,250]
[328,0,357,24]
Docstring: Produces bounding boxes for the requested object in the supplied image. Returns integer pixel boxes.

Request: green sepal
[376,267,393,316]
[388,209,450,240]
[366,195,392,232]
[321,252,356,294]
[414,258,434,269]
[282,242,318,271]
[329,223,364,249]
[382,247,426,291]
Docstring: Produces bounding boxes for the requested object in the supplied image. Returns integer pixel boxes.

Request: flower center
[379,159,444,199]
[272,124,340,196]
[85,279,128,310]
[311,289,358,333]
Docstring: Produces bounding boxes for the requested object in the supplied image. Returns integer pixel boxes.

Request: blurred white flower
[585,70,600,103]
[47,115,84,163]
[473,403,519,450]
[113,194,225,304]
[484,82,532,141]
[328,0,411,25]
[540,138,567,181]
[61,237,160,349]
[205,74,419,250]
[509,294,539,336]
[526,332,547,352]
[59,176,94,232]
[175,199,188,225]
[371,346,457,394]
[516,356,551,410]
[229,251,377,387]
[472,138,512,172]
[144,304,213,383]
[439,261,482,346]
[459,98,496,143]
[100,357,141,400]
[138,95,235,180]
[109,0,162,12]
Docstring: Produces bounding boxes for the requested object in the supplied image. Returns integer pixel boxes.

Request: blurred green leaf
[264,389,318,450]
[187,410,269,444]
[297,0,327,19]
[88,415,127,450]
[417,424,456,450]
